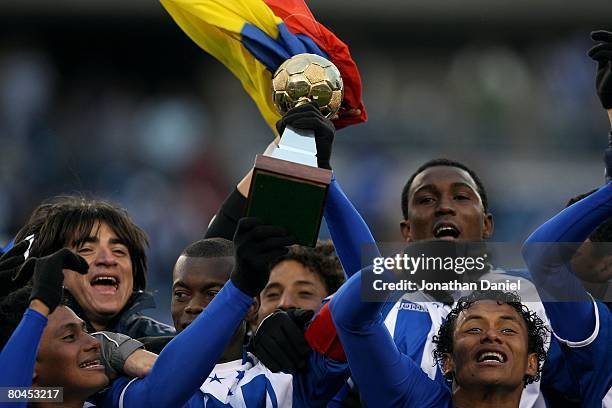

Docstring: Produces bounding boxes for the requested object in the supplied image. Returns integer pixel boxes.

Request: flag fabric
[160,0,367,133]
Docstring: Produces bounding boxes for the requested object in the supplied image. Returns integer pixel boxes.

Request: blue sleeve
[0,308,47,389]
[291,352,349,408]
[115,281,253,408]
[557,301,611,406]
[523,182,612,341]
[329,271,451,408]
[324,177,380,278]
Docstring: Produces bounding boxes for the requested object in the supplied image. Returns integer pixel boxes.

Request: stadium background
[1,0,611,323]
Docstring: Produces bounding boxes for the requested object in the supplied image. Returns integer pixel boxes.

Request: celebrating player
[521,29,612,406]
[330,283,547,407]
[2,215,347,407]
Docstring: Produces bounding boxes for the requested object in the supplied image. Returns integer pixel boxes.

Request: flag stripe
[161,0,366,133]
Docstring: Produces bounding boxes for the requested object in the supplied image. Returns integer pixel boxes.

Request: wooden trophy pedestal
[246,154,332,247]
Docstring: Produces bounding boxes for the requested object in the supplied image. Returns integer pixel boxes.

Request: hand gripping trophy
[247,53,344,246]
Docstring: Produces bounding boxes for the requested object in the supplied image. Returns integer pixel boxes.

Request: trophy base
[247,155,332,247]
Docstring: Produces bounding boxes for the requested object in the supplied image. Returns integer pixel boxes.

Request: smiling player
[329,282,547,407]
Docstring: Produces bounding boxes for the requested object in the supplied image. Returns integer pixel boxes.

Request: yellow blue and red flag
[160,0,367,133]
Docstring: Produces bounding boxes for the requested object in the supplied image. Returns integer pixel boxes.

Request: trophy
[246,53,344,246]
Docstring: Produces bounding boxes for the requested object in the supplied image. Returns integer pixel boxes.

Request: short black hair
[566,189,612,242]
[432,290,548,386]
[401,158,489,220]
[181,238,234,259]
[25,196,149,291]
[269,240,345,295]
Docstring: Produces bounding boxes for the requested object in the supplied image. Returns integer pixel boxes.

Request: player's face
[401,166,493,242]
[63,221,134,329]
[256,260,328,327]
[34,306,108,397]
[444,301,537,392]
[171,255,233,333]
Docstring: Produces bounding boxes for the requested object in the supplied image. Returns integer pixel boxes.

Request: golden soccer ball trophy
[272,53,344,118]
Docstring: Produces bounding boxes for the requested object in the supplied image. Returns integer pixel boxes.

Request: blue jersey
[0,308,47,408]
[379,270,555,407]
[524,182,612,405]
[322,177,570,407]
[1,281,348,408]
[94,351,347,408]
[329,269,452,407]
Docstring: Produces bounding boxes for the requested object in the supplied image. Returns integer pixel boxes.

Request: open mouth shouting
[90,275,120,296]
[433,222,461,240]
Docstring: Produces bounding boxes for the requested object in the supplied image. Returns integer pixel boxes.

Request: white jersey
[199,353,294,407]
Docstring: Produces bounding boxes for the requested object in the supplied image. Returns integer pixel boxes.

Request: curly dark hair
[432,290,548,387]
[269,240,345,295]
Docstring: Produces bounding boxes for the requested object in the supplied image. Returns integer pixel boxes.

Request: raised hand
[17,248,89,313]
[276,103,336,170]
[0,240,30,297]
[588,30,612,110]
[231,218,295,297]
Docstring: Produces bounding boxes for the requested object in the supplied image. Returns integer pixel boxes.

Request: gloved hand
[92,331,147,379]
[231,217,295,297]
[251,308,314,372]
[588,30,612,109]
[276,102,336,170]
[16,248,89,312]
[0,240,30,297]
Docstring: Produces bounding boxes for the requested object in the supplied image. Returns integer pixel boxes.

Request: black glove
[276,102,335,170]
[16,248,89,312]
[588,30,612,109]
[251,308,314,372]
[0,240,30,297]
[231,217,295,297]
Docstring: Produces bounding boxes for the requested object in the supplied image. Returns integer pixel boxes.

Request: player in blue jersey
[248,105,571,406]
[211,101,558,405]
[329,271,547,407]
[163,236,348,406]
[523,178,612,407]
[521,29,612,407]
[0,217,350,407]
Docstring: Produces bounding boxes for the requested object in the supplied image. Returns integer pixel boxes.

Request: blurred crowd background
[1,0,611,323]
